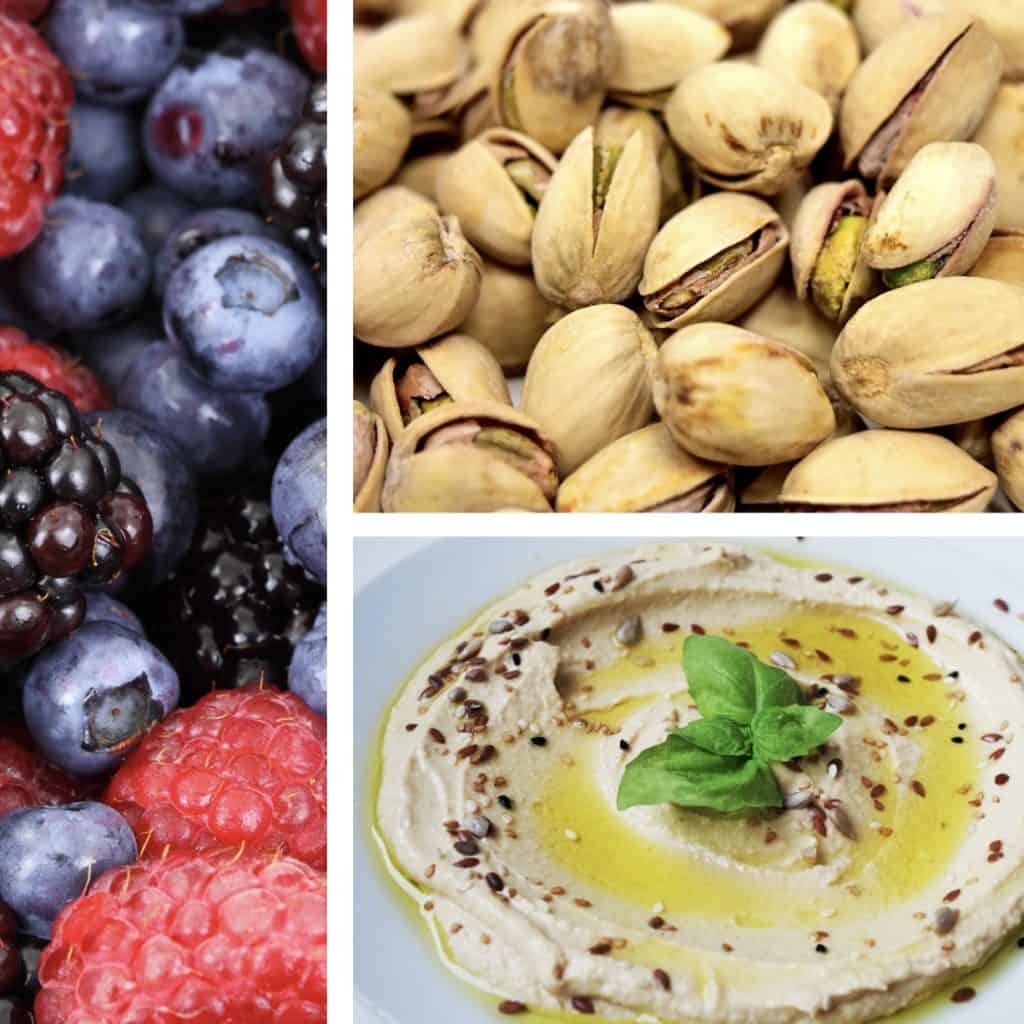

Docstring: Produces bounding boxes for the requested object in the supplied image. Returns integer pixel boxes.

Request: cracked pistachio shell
[531,126,660,308]
[639,192,788,329]
[557,422,734,512]
[370,333,511,442]
[973,83,1024,236]
[396,0,482,30]
[461,259,557,374]
[490,0,618,154]
[664,61,834,197]
[608,3,730,109]
[862,142,997,282]
[381,400,558,512]
[970,235,1024,288]
[522,304,658,475]
[652,323,836,466]
[435,129,556,266]
[780,429,998,511]
[831,277,1024,428]
[839,13,1002,186]
[663,0,785,50]
[354,85,413,200]
[993,409,1024,510]
[355,14,468,96]
[354,187,482,348]
[756,1,861,113]
[393,152,450,202]
[354,402,389,512]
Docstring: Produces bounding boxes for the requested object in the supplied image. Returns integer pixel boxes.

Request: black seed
[530,736,547,747]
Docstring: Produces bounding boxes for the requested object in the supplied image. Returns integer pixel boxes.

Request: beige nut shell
[993,409,1024,511]
[354,85,413,200]
[354,402,389,513]
[970,236,1024,288]
[354,14,467,95]
[973,83,1024,237]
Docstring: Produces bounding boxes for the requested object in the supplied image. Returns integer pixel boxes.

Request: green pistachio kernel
[593,145,622,213]
[811,214,868,320]
[882,259,940,290]
[506,158,548,209]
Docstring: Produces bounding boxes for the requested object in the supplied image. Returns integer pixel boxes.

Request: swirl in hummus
[375,544,1024,1023]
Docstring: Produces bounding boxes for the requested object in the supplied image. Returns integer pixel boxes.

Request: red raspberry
[0,720,83,818]
[0,16,72,258]
[36,852,327,1024]
[0,0,49,19]
[0,327,110,412]
[105,685,326,870]
[290,0,326,73]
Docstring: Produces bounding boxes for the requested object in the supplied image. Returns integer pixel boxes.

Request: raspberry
[36,852,326,1024]
[0,1,49,20]
[0,328,109,413]
[290,0,325,73]
[0,721,83,818]
[105,685,327,870]
[0,16,72,258]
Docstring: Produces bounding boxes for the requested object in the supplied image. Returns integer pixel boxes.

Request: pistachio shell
[993,409,1024,510]
[354,401,389,513]
[354,85,413,200]
[354,187,482,348]
[664,61,834,196]
[831,277,1024,427]
[652,323,836,465]
[393,152,450,202]
[852,0,940,51]
[973,83,1024,236]
[522,304,658,475]
[943,418,994,467]
[969,235,1024,288]
[780,429,997,511]
[557,422,734,512]
[640,192,788,328]
[531,126,660,308]
[839,13,1002,185]
[662,0,786,50]
[396,0,481,30]
[354,14,468,95]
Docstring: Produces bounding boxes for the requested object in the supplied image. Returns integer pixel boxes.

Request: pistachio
[370,333,511,442]
[781,429,998,511]
[531,126,660,309]
[663,0,785,51]
[943,419,994,468]
[862,143,997,287]
[393,151,450,202]
[522,305,658,475]
[354,401,390,513]
[396,0,481,31]
[969,235,1024,288]
[435,129,556,266]
[354,187,482,348]
[640,193,788,329]
[973,83,1024,236]
[831,278,1024,428]
[664,61,834,197]
[992,409,1024,510]
[839,13,1002,187]
[355,14,468,98]
[652,323,836,466]
[381,401,558,512]
[355,85,413,200]
[557,422,734,512]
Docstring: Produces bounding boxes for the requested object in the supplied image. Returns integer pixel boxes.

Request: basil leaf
[673,717,752,758]
[752,660,804,710]
[751,705,843,764]
[617,734,783,814]
[682,635,758,724]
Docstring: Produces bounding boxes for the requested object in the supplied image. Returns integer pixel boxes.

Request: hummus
[375,544,1024,1022]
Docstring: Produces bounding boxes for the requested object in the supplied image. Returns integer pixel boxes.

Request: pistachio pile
[353,0,1024,513]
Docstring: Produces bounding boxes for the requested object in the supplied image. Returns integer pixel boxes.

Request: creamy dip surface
[375,545,1024,1023]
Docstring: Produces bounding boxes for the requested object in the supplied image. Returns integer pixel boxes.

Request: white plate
[354,538,1024,1024]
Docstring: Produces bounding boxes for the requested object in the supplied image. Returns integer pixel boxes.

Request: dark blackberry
[0,899,40,1022]
[263,79,326,287]
[143,483,323,705]
[0,371,153,666]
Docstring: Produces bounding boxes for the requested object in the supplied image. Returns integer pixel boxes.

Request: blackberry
[0,371,152,666]
[143,483,323,706]
[264,78,326,287]
[0,898,42,1023]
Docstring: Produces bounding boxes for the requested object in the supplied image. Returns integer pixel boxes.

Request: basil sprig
[616,635,842,814]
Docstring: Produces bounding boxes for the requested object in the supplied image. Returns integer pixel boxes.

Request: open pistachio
[653,323,836,466]
[993,410,1024,510]
[381,400,558,512]
[435,129,556,266]
[396,0,482,31]
[354,401,390,513]
[839,13,1002,186]
[557,422,734,512]
[607,3,730,110]
[791,180,879,324]
[780,429,998,511]
[862,143,997,287]
[756,1,861,113]
[355,85,413,200]
[531,126,660,308]
[354,187,482,348]
[970,235,1024,288]
[664,61,834,197]
[521,304,658,475]
[355,14,468,98]
[489,0,618,155]
[640,192,788,329]
[664,0,785,51]
[370,333,511,442]
[393,151,450,202]
[973,83,1024,236]
[831,278,1024,428]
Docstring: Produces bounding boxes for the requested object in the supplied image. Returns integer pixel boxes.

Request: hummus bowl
[356,540,1024,1024]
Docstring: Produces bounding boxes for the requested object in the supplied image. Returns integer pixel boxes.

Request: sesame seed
[564,829,579,841]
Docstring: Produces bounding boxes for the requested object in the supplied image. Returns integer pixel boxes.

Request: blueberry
[17,198,150,333]
[0,266,57,342]
[304,347,327,404]
[47,0,183,107]
[132,0,222,12]
[82,592,145,636]
[117,342,271,479]
[0,802,137,939]
[69,319,163,395]
[83,410,198,587]
[153,207,280,297]
[121,184,195,255]
[164,235,325,392]
[290,602,325,717]
[271,417,325,585]
[22,622,179,776]
[143,48,307,205]
[64,102,143,203]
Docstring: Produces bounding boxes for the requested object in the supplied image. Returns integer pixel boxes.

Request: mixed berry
[0,1,327,1020]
